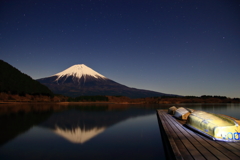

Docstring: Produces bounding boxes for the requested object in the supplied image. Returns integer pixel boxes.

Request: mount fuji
[37,64,172,98]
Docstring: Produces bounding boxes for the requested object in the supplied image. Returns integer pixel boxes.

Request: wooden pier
[156,110,240,160]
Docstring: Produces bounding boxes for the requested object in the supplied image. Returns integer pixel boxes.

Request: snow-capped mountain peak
[37,64,171,98]
[53,64,106,81]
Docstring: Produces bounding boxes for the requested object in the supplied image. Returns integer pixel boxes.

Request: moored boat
[185,110,240,142]
[168,106,177,115]
[173,107,193,120]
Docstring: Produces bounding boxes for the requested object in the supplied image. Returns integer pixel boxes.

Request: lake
[0,103,240,160]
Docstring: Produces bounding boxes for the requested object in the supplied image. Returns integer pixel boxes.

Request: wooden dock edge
[156,110,184,160]
[156,109,240,160]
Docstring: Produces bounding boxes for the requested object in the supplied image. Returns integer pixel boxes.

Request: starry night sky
[1,0,240,97]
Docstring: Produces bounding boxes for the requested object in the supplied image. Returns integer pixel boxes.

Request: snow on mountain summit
[37,64,172,98]
[53,64,106,81]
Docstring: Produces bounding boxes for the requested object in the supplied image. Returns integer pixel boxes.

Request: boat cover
[186,110,240,142]
[173,107,191,120]
[168,106,177,115]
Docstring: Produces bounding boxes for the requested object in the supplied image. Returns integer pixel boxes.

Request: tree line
[68,95,109,102]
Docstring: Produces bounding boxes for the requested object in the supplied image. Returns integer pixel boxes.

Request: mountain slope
[37,64,173,98]
[0,59,53,96]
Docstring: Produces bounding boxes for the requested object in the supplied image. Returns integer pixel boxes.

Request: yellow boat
[186,110,240,142]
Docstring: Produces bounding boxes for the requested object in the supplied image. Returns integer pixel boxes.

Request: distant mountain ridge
[0,60,53,96]
[37,64,175,98]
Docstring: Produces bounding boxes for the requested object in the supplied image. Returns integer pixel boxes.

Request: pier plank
[197,134,240,159]
[160,113,194,159]
[166,113,232,160]
[157,110,240,160]
[158,111,185,160]
[164,113,221,160]
[161,113,207,160]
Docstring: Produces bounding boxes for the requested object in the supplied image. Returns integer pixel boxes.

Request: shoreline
[1,93,240,104]
[1,101,240,105]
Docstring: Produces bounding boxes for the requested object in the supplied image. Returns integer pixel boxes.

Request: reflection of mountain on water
[40,107,154,144]
[0,104,156,146]
[54,126,106,143]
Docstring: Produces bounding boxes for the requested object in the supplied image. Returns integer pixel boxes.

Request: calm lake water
[0,103,240,160]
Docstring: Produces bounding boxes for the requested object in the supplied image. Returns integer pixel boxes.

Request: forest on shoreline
[0,93,239,104]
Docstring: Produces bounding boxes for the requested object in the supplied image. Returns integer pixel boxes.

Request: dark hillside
[0,60,53,96]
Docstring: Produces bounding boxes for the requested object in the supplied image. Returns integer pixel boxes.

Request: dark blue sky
[1,0,240,97]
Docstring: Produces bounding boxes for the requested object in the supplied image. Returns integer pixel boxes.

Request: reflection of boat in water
[185,110,240,142]
[168,106,240,142]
